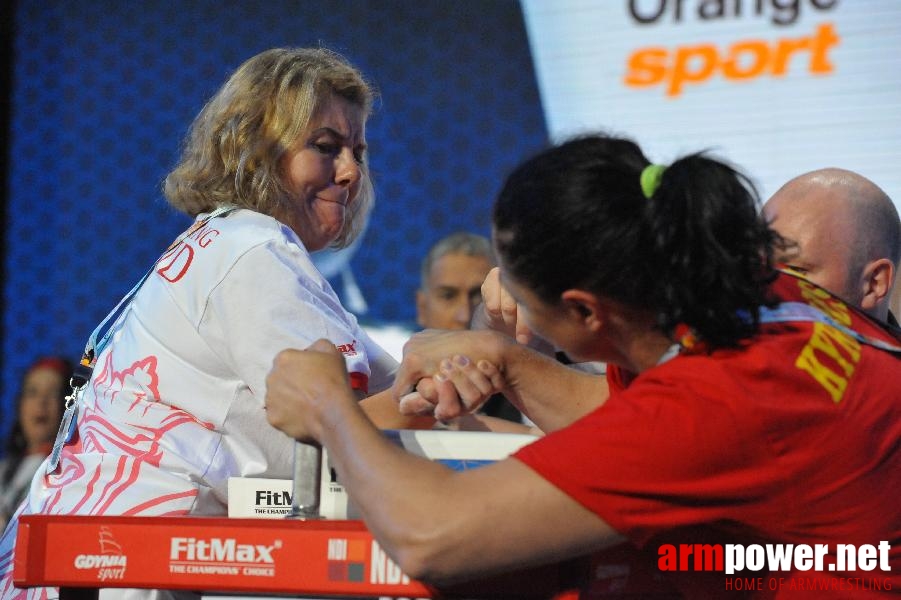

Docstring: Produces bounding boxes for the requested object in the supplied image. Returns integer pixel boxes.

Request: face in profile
[19,367,65,450]
[417,253,494,330]
[278,95,368,252]
[498,266,606,364]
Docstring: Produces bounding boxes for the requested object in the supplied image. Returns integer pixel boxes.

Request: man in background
[417,232,523,423]
[416,232,496,331]
[764,167,900,326]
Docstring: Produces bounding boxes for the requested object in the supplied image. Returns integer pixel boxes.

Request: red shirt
[515,273,901,598]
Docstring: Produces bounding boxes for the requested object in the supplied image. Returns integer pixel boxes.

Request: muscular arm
[265,344,622,584]
[498,342,608,432]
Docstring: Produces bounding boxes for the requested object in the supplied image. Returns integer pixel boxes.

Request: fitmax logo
[170,538,281,563]
[256,490,291,506]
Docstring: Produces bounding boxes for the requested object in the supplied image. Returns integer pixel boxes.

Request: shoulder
[212,209,304,251]
[181,209,317,277]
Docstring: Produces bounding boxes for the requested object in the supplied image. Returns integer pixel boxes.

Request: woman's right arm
[266,342,623,584]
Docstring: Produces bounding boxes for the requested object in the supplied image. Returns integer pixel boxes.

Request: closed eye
[313,142,340,157]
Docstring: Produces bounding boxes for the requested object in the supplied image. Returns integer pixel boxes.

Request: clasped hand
[392,329,510,421]
[265,330,511,441]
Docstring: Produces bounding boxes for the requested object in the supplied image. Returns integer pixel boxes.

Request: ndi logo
[73,526,127,581]
[327,538,366,582]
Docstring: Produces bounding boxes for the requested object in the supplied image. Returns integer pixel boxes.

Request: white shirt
[0,208,397,599]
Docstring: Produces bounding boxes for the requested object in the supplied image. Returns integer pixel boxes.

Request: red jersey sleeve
[516,359,779,547]
[514,318,901,551]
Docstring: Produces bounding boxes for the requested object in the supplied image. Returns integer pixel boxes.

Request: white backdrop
[520,0,901,212]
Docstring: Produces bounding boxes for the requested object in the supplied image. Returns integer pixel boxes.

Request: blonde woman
[0,48,421,599]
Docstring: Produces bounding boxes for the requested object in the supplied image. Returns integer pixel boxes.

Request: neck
[605,308,677,373]
[622,329,676,373]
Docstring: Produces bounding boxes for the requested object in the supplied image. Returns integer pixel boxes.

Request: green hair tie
[640,164,666,199]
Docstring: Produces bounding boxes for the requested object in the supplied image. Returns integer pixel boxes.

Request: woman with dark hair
[265,134,901,597]
[0,357,72,529]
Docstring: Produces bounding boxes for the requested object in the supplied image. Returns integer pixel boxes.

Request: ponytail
[646,154,779,347]
[493,134,779,350]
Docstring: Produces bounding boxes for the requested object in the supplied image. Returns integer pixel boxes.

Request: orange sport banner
[520,0,901,214]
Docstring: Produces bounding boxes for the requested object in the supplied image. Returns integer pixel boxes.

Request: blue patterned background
[1,0,547,438]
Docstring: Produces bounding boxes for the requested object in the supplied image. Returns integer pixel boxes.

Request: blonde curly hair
[163,47,376,249]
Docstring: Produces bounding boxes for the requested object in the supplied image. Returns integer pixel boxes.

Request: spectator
[416,232,495,331]
[764,168,900,325]
[416,233,522,423]
[0,357,72,530]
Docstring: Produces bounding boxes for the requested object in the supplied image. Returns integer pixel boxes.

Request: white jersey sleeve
[197,231,379,400]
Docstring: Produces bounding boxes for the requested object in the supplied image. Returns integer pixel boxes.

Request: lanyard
[47,205,238,474]
[660,301,901,370]
[758,302,901,355]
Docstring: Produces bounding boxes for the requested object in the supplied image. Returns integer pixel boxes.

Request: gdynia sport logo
[658,541,893,592]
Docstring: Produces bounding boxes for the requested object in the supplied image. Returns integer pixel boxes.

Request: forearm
[499,343,609,432]
[319,395,620,583]
[472,304,557,355]
[449,413,543,435]
[361,388,435,430]
[266,345,619,585]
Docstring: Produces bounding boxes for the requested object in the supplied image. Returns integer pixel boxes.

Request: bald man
[764,168,900,326]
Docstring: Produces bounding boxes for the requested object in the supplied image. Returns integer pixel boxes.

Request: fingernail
[434,372,447,383]
[477,359,492,371]
[440,358,453,373]
[453,355,469,367]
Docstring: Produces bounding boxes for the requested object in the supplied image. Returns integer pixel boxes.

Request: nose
[454,297,478,328]
[335,149,362,188]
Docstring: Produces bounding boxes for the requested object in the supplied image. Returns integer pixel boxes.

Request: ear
[858,258,894,314]
[560,289,604,332]
[415,290,427,328]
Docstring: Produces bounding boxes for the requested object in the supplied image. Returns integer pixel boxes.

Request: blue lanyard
[758,302,901,354]
[659,301,901,368]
